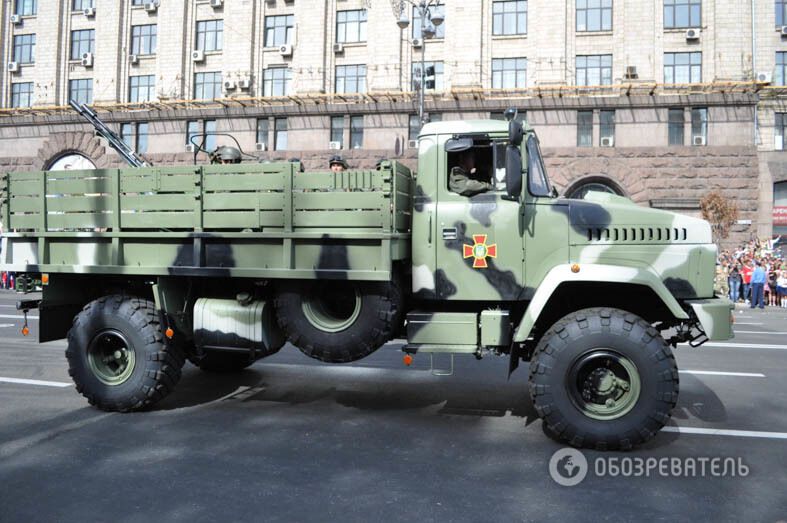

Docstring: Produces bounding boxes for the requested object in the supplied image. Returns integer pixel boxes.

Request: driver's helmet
[212,146,242,164]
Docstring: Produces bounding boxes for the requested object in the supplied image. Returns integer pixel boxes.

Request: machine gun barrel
[68,100,150,168]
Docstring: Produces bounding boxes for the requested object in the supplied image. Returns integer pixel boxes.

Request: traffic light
[424,65,436,90]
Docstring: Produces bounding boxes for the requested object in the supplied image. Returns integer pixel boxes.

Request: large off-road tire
[187,351,256,373]
[66,295,185,412]
[528,307,679,450]
[275,280,401,363]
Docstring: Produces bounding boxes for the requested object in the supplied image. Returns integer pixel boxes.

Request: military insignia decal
[463,234,497,269]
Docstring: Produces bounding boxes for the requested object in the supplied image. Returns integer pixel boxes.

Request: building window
[775,113,787,150]
[336,10,367,43]
[69,79,93,105]
[577,0,612,32]
[264,15,294,47]
[330,116,344,147]
[11,82,34,108]
[187,120,217,151]
[577,110,593,147]
[350,116,363,149]
[72,0,94,10]
[492,58,527,89]
[664,52,701,84]
[664,0,701,29]
[131,25,157,55]
[13,34,35,64]
[129,75,155,103]
[576,54,612,86]
[412,4,445,39]
[492,1,527,36]
[779,0,787,26]
[194,72,222,100]
[131,0,146,5]
[668,108,684,145]
[274,118,288,151]
[777,52,787,86]
[120,122,149,154]
[263,67,291,97]
[691,107,707,145]
[600,110,615,145]
[195,20,223,52]
[14,0,37,16]
[256,119,269,147]
[335,65,367,94]
[412,61,444,91]
[71,29,95,60]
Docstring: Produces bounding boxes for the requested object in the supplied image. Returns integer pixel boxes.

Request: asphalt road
[1,290,786,522]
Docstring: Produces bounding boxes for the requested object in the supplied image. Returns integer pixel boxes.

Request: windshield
[526,134,552,197]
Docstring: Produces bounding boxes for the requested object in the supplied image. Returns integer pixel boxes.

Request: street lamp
[393,1,444,126]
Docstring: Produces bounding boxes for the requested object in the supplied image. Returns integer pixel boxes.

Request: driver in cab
[449,149,493,197]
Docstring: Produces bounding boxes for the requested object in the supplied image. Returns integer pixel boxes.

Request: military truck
[0,114,733,449]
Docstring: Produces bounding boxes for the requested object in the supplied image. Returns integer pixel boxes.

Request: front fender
[512,264,689,342]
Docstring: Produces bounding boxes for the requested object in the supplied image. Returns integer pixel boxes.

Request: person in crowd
[728,265,741,303]
[750,260,767,309]
[741,259,754,305]
[777,269,787,308]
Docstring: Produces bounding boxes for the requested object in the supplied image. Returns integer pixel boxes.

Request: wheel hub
[87,329,136,386]
[301,284,362,333]
[568,349,641,420]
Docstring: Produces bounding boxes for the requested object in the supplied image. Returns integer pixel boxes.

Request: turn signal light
[403,354,413,366]
[165,327,174,339]
[571,264,581,273]
[21,326,29,336]
[41,274,49,285]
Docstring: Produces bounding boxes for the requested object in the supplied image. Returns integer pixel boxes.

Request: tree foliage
[700,191,739,245]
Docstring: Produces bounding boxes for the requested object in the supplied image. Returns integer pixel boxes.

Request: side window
[527,135,551,196]
[446,145,497,196]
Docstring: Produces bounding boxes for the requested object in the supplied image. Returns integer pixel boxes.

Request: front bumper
[685,298,735,341]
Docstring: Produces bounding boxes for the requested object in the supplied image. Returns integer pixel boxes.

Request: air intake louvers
[586,227,688,243]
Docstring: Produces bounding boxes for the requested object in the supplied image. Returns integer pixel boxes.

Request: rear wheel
[275,280,401,363]
[66,295,185,412]
[528,307,679,450]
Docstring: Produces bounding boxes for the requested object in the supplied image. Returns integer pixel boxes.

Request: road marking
[0,313,39,320]
[0,377,70,388]
[0,323,15,328]
[662,426,787,440]
[679,370,766,378]
[734,331,787,335]
[734,322,763,325]
[696,342,787,350]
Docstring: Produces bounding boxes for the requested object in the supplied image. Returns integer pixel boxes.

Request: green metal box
[480,309,511,347]
[406,312,478,346]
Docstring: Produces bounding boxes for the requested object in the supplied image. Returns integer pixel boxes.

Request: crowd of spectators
[716,237,787,308]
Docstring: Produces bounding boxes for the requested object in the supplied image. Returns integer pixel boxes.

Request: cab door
[434,140,525,301]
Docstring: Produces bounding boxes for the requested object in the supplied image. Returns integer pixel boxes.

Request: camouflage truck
[0,116,733,449]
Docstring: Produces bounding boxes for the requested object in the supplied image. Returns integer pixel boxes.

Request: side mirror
[505,145,523,201]
[508,119,524,146]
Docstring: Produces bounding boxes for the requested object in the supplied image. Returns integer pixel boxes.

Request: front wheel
[66,295,185,412]
[528,308,679,450]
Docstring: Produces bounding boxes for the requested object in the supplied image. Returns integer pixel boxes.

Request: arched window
[565,176,624,200]
[47,153,96,171]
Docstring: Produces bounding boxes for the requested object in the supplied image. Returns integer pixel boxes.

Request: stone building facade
[0,0,785,244]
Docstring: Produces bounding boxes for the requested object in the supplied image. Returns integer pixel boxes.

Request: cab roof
[419,119,534,139]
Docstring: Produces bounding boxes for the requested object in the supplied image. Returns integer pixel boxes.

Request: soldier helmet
[329,155,349,169]
[213,146,242,163]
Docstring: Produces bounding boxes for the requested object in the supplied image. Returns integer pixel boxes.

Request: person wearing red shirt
[741,260,754,304]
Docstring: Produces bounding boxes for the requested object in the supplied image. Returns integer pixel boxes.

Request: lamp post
[395,1,444,126]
